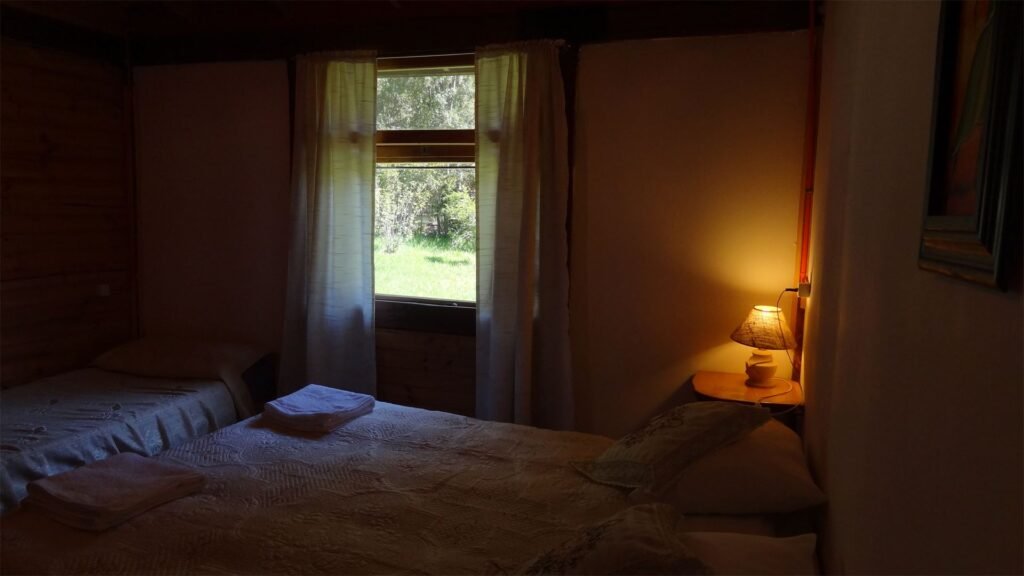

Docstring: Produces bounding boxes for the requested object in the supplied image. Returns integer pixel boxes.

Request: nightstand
[692,370,803,432]
[243,354,279,410]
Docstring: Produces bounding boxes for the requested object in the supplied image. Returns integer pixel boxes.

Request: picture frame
[919,0,1022,289]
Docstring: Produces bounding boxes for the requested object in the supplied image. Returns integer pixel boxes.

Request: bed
[0,401,823,575]
[0,339,269,515]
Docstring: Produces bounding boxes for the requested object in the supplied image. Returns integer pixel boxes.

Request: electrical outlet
[798,282,812,298]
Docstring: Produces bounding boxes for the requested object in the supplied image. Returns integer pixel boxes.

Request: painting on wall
[920,0,1021,289]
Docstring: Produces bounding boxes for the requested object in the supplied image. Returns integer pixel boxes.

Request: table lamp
[730,305,797,387]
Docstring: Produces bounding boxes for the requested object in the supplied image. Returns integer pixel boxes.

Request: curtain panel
[476,41,574,429]
[279,53,378,396]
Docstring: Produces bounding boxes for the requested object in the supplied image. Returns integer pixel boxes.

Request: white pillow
[573,402,771,489]
[93,337,261,417]
[679,532,819,575]
[517,504,710,575]
[631,419,825,514]
[94,337,260,376]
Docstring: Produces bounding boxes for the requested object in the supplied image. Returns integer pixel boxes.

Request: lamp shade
[730,305,797,350]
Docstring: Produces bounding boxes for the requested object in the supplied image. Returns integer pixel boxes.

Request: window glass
[376,72,475,130]
[374,163,476,302]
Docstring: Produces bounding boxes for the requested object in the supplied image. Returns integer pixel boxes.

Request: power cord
[757,379,804,416]
[776,287,798,369]
[756,377,794,405]
[753,288,802,416]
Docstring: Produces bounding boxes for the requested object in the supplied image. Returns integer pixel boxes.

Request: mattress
[0,368,237,515]
[2,402,634,575]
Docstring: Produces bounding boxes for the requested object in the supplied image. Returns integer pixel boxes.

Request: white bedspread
[0,368,236,515]
[1,402,628,575]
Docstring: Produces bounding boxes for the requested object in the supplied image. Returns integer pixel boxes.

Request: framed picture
[920,0,1022,289]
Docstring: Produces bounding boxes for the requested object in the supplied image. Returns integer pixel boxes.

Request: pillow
[93,337,262,418]
[630,419,826,514]
[678,532,819,575]
[573,401,771,489]
[675,513,778,536]
[517,504,710,575]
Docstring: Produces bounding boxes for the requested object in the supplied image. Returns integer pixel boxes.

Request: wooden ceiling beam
[2,1,809,66]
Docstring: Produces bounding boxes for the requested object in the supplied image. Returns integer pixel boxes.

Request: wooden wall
[376,330,474,416]
[571,33,807,437]
[133,61,289,353]
[1,39,133,387]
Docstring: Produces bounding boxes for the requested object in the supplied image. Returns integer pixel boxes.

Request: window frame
[375,295,475,335]
[374,53,478,326]
[376,53,476,164]
[376,129,474,163]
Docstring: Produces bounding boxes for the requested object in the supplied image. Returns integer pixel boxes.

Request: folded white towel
[26,452,204,531]
[264,384,375,432]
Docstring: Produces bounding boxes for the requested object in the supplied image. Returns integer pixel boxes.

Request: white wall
[134,61,291,353]
[803,2,1023,573]
[571,32,808,437]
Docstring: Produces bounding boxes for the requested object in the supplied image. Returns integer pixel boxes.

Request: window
[374,55,476,310]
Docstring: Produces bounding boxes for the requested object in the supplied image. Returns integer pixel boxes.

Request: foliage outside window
[374,64,476,303]
[377,73,474,130]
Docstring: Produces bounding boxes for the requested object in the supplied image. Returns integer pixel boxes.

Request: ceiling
[6,1,606,39]
[3,1,811,64]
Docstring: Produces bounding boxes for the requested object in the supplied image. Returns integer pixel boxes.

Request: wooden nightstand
[692,370,803,432]
[243,354,279,410]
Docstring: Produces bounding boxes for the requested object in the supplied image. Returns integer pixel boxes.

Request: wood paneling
[376,328,474,416]
[1,39,133,388]
[133,61,289,353]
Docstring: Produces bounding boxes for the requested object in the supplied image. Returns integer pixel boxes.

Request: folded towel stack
[264,384,375,432]
[26,452,204,531]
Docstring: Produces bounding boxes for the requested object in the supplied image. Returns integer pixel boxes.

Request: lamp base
[744,349,778,388]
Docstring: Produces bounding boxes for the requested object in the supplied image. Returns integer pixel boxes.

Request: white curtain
[279,53,377,395]
[476,41,574,429]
